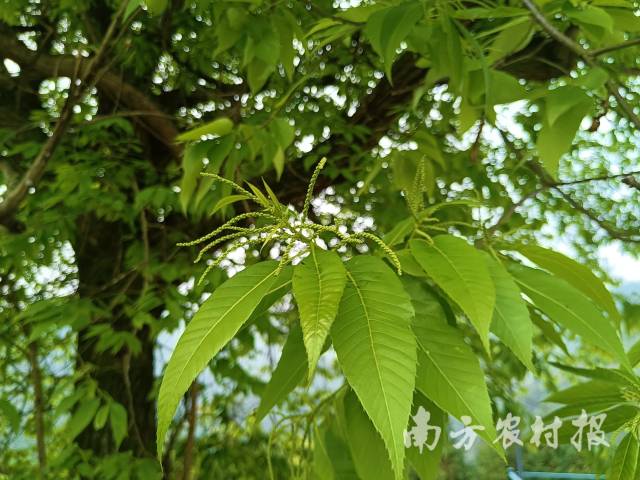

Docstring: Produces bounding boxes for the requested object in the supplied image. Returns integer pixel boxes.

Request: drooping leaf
[537,88,592,177]
[608,433,640,480]
[66,398,101,441]
[255,325,307,421]
[176,117,234,142]
[365,2,424,80]
[484,254,534,371]
[403,278,499,452]
[331,255,416,479]
[510,264,630,369]
[180,142,209,214]
[109,402,128,450]
[157,261,280,458]
[343,390,395,480]
[410,236,495,354]
[515,244,620,323]
[293,246,346,381]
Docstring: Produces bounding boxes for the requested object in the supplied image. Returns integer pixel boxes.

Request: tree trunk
[74,214,156,456]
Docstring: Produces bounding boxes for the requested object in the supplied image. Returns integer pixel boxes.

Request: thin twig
[0,0,130,224]
[522,0,640,130]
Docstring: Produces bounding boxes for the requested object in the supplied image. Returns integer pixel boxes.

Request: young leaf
[410,236,495,354]
[608,433,640,480]
[484,254,534,371]
[331,255,416,479]
[293,246,347,381]
[515,244,620,323]
[157,261,280,459]
[109,402,128,450]
[343,390,395,480]
[365,3,424,80]
[509,265,630,369]
[255,325,307,421]
[176,117,234,142]
[403,278,499,452]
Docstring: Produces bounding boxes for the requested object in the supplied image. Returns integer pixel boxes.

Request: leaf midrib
[515,277,619,357]
[346,268,400,472]
[163,267,277,404]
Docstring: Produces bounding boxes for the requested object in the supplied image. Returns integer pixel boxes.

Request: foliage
[2,0,640,478]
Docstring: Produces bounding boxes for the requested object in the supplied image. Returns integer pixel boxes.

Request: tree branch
[522,0,640,130]
[0,3,143,225]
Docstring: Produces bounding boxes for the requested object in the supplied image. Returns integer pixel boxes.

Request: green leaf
[0,398,20,431]
[403,278,499,452]
[293,247,346,381]
[515,244,620,323]
[210,194,251,216]
[180,142,209,214]
[66,398,101,441]
[176,117,234,142]
[93,403,109,430]
[365,3,424,80]
[537,90,591,177]
[145,0,167,15]
[509,264,630,369]
[157,261,280,458]
[568,6,614,33]
[312,426,338,480]
[545,87,590,127]
[410,236,495,354]
[608,433,640,480]
[406,392,446,480]
[272,145,285,180]
[331,255,416,479]
[255,324,307,421]
[484,254,534,371]
[343,390,395,480]
[383,217,415,247]
[109,402,128,450]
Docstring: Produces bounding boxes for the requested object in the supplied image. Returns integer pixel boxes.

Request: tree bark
[74,215,156,456]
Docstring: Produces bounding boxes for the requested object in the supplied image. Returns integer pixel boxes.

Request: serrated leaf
[365,3,423,80]
[343,390,394,480]
[403,278,500,453]
[509,264,630,369]
[608,433,640,480]
[157,261,280,458]
[410,236,495,354]
[255,325,307,421]
[331,255,416,479]
[293,247,346,381]
[109,402,128,449]
[176,117,233,142]
[515,244,620,323]
[484,254,534,371]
